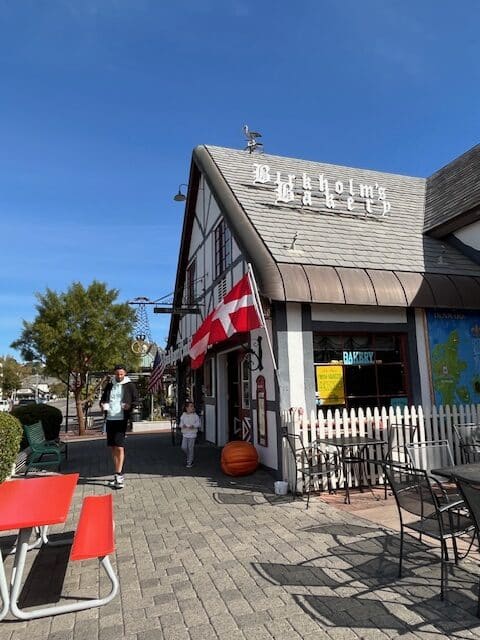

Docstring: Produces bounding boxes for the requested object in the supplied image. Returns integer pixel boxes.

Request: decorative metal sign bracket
[242,336,263,372]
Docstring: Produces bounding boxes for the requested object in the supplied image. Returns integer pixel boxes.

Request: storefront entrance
[227,350,252,441]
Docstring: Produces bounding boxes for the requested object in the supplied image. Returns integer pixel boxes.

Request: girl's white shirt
[180,412,201,438]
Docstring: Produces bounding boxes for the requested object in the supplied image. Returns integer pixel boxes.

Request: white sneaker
[186,463,193,468]
[108,474,124,489]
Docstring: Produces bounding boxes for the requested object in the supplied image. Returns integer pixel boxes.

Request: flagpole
[247,263,278,374]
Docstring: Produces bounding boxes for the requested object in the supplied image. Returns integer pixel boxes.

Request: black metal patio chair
[282,431,336,509]
[381,422,418,498]
[455,476,480,616]
[405,439,461,503]
[382,461,474,600]
[453,423,480,464]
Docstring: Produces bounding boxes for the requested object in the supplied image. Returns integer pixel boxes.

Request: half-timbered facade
[167,143,480,475]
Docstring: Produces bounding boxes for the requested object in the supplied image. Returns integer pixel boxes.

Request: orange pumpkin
[221,440,259,476]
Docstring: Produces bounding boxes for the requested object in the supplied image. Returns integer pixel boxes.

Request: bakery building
[166,143,480,474]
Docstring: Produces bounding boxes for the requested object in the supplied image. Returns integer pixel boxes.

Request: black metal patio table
[431,463,480,483]
[315,435,385,504]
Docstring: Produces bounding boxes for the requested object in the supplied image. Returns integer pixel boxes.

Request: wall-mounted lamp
[173,184,188,202]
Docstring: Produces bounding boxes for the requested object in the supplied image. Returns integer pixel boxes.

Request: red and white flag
[189,272,263,369]
[148,351,166,393]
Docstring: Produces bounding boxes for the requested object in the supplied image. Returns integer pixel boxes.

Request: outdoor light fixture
[173,184,188,202]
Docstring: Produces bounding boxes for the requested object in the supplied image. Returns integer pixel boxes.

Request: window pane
[377,364,406,395]
[348,397,378,411]
[344,365,376,396]
[344,335,373,350]
[375,335,402,363]
[313,335,344,363]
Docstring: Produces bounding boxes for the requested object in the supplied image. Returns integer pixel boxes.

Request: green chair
[23,422,64,475]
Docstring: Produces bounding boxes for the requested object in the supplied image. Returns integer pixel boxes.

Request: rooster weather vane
[243,124,263,154]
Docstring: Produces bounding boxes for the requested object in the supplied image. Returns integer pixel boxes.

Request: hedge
[0,413,23,482]
[11,403,63,447]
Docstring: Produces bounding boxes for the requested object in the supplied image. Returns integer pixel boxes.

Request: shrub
[0,413,23,482]
[11,403,63,447]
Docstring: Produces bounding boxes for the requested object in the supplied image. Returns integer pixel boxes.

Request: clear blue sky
[1,0,479,359]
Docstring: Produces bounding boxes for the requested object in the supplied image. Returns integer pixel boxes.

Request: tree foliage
[0,356,23,396]
[11,281,138,434]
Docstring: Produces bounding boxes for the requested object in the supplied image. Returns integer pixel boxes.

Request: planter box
[131,420,171,434]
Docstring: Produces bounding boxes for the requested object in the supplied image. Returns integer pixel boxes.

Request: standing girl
[180,401,201,468]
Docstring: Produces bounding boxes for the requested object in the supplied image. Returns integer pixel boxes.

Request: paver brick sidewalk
[2,433,480,639]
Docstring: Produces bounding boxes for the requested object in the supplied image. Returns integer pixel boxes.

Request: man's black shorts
[106,419,128,447]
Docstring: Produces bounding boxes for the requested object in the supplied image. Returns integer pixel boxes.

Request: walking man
[100,364,138,489]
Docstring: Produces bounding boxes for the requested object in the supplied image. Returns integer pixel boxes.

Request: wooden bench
[10,494,119,619]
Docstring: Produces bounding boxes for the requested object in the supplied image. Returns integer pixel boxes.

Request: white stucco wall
[454,220,480,251]
[312,304,407,323]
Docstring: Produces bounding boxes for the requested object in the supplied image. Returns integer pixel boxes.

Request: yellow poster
[316,365,345,404]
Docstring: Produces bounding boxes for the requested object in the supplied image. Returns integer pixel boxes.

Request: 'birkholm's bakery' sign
[252,163,392,217]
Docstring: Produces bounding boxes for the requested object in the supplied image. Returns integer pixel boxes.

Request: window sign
[391,397,408,409]
[253,163,392,218]
[316,365,345,405]
[343,351,375,365]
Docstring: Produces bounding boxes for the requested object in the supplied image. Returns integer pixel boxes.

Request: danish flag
[189,272,263,369]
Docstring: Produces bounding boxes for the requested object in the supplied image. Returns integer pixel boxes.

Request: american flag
[148,351,166,394]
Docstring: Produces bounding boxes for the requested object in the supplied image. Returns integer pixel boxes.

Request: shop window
[313,335,343,363]
[314,332,409,410]
[377,364,406,395]
[214,220,232,278]
[344,365,376,396]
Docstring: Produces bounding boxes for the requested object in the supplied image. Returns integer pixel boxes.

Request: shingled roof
[425,143,480,236]
[189,145,480,309]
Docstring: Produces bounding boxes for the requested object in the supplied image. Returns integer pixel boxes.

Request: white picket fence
[281,404,480,493]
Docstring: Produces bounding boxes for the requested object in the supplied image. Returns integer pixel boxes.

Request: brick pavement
[2,433,480,639]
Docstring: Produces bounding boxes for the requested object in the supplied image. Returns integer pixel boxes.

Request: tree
[11,281,138,435]
[0,356,24,397]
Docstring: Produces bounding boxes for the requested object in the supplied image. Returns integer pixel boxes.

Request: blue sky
[1,0,479,358]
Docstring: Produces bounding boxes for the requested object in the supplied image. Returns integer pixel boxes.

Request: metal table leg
[0,550,9,621]
[9,526,119,619]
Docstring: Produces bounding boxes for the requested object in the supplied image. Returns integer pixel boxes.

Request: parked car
[0,399,10,412]
[17,397,36,406]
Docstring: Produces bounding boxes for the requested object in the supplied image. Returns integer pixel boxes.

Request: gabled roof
[168,144,480,348]
[425,144,480,236]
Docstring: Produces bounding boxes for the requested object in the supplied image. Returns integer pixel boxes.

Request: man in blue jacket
[100,364,138,489]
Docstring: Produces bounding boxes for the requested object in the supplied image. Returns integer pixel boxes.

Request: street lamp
[0,363,3,400]
[173,184,188,202]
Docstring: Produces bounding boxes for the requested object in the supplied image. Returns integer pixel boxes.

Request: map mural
[426,310,480,406]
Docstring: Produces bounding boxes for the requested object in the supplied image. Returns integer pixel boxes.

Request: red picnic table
[0,474,79,620]
[0,472,118,620]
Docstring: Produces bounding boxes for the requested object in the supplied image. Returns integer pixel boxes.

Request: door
[227,350,252,441]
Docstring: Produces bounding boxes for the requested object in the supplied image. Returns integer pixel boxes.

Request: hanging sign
[316,365,345,405]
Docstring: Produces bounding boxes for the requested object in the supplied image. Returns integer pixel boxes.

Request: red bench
[11,494,119,620]
[71,494,115,561]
